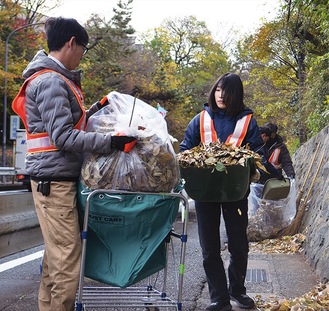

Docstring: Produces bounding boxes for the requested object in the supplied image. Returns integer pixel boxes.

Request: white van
[15,129,31,191]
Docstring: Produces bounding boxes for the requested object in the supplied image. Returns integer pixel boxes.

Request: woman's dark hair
[45,17,89,52]
[208,72,245,116]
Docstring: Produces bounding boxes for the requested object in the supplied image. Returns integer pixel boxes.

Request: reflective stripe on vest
[200,110,252,147]
[226,114,252,147]
[12,69,86,154]
[27,136,56,153]
[269,148,281,169]
[200,110,218,143]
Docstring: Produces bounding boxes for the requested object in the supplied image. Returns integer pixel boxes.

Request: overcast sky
[49,0,281,42]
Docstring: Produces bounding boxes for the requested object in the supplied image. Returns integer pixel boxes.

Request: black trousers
[195,195,249,303]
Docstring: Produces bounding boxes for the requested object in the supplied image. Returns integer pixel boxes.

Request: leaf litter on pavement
[249,234,329,310]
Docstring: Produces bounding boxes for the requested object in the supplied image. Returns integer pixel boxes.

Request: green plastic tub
[180,158,255,202]
[261,177,291,200]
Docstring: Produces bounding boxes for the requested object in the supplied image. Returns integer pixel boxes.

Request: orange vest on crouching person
[200,110,252,147]
[12,69,86,154]
[269,148,282,169]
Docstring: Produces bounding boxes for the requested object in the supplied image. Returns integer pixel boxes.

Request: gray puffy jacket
[22,50,113,180]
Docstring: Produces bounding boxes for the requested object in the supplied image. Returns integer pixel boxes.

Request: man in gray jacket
[12,17,136,311]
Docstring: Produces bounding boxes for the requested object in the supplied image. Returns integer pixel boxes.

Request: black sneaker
[230,294,255,309]
[206,301,232,311]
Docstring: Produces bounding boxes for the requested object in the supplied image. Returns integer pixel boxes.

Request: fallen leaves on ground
[250,234,329,310]
[254,283,329,310]
[250,233,306,254]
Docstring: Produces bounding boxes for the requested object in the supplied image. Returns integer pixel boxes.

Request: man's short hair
[259,126,272,136]
[45,17,89,52]
[264,122,278,134]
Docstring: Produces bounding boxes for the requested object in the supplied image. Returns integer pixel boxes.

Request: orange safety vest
[12,69,86,154]
[269,148,281,169]
[200,110,252,147]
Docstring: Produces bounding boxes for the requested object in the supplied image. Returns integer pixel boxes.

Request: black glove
[96,96,109,109]
[111,135,137,152]
[277,172,285,180]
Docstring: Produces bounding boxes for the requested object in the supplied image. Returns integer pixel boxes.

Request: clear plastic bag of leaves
[247,180,297,241]
[80,91,180,192]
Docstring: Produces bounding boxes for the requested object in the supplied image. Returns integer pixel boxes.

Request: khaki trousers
[31,180,82,311]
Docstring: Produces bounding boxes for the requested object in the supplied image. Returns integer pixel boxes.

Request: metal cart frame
[75,189,189,311]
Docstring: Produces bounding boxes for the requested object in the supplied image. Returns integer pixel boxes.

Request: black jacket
[260,134,295,183]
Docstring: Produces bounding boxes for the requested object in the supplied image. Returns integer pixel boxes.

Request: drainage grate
[246,269,268,283]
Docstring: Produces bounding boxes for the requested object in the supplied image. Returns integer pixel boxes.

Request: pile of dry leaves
[250,234,329,310]
[254,283,329,311]
[250,233,306,254]
[177,141,266,172]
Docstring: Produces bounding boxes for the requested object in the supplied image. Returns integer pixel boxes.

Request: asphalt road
[0,203,319,311]
[0,212,206,311]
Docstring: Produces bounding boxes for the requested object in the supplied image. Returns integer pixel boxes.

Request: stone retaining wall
[292,125,329,282]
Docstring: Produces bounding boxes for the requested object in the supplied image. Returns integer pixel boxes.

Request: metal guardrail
[0,190,42,258]
[0,167,16,176]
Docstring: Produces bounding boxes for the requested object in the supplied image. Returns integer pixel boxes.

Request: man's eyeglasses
[81,43,89,56]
